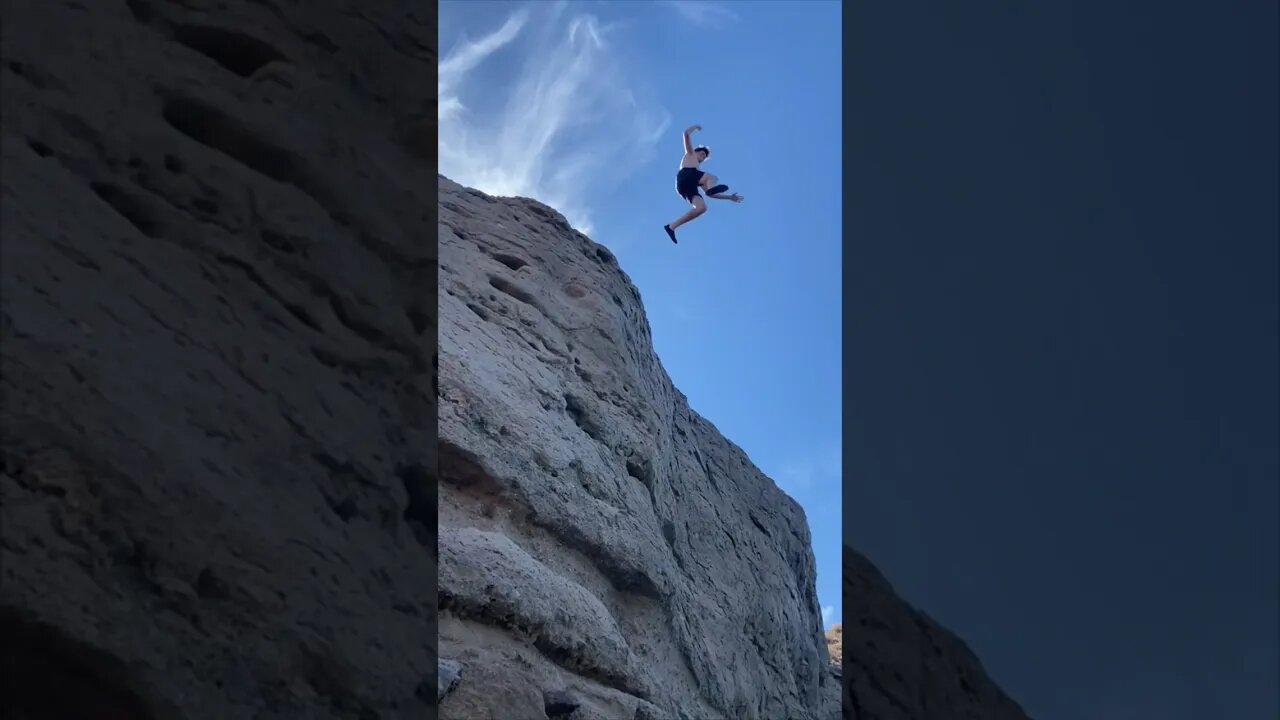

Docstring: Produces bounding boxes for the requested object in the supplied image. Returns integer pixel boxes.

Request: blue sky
[439,0,844,626]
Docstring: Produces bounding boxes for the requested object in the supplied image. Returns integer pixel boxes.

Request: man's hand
[686,124,702,133]
[728,192,743,202]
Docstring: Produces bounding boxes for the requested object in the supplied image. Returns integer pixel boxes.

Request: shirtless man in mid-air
[663,124,743,243]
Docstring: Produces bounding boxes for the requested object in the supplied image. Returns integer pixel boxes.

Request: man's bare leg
[665,196,706,243]
[670,203,706,229]
[699,173,734,198]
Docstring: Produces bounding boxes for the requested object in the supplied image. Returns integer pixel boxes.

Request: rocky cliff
[1,1,1033,719]
[438,176,838,720]
[843,546,1032,719]
[1,1,434,718]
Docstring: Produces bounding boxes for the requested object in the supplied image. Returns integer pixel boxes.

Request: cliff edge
[843,546,1032,719]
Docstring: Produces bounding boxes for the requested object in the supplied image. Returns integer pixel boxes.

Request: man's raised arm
[683,124,700,153]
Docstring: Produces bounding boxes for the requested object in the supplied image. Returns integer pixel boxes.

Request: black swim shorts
[676,167,704,202]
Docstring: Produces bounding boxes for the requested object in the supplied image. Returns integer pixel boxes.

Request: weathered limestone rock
[437,179,1033,720]
[827,623,845,671]
[843,546,1031,719]
[1,1,434,718]
[821,623,844,719]
[438,175,837,720]
[438,659,463,701]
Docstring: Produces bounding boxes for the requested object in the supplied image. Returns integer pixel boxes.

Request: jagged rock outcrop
[1,1,434,718]
[822,623,845,720]
[826,623,844,670]
[438,176,838,720]
[843,546,1031,719]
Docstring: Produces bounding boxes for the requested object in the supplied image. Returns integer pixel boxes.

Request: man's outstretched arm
[683,124,700,153]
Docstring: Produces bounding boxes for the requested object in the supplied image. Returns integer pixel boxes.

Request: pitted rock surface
[1,1,434,718]
[438,175,837,720]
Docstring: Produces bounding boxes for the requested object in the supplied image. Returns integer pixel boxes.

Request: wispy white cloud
[439,2,671,235]
[821,605,835,623]
[657,0,741,27]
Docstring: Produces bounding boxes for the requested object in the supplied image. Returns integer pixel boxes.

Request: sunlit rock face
[438,176,836,720]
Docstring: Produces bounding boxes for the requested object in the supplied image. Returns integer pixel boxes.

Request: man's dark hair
[694,145,710,157]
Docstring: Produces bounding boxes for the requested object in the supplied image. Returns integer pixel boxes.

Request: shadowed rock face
[843,546,1032,720]
[438,176,838,720]
[1,1,434,718]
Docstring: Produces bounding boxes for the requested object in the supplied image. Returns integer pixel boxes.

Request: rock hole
[171,24,286,78]
[440,441,508,506]
[125,0,153,22]
[162,97,305,190]
[626,456,656,507]
[0,608,160,719]
[543,690,580,717]
[564,394,603,442]
[28,139,52,157]
[163,154,184,173]
[89,182,161,238]
[626,458,653,487]
[662,520,676,546]
[191,195,219,216]
[301,30,340,53]
[465,303,489,321]
[397,463,435,547]
[492,253,529,271]
[330,496,359,522]
[260,228,297,254]
[563,282,588,299]
[195,567,230,600]
[488,275,541,310]
[406,307,429,334]
[327,293,387,344]
[595,246,615,264]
